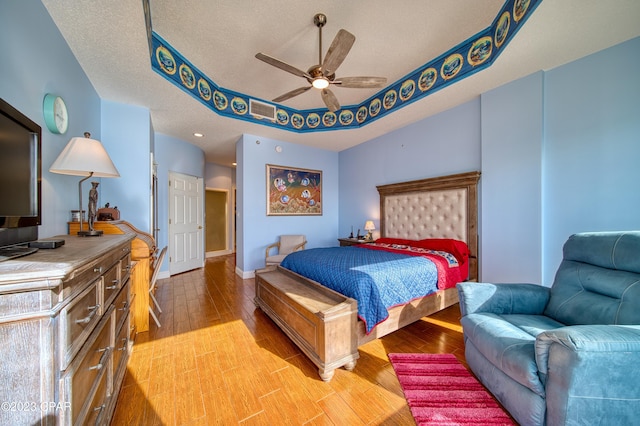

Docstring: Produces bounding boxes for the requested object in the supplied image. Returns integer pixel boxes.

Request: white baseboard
[235,266,255,279]
[206,249,233,258]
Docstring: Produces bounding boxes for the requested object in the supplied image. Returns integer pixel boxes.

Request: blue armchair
[457,231,640,425]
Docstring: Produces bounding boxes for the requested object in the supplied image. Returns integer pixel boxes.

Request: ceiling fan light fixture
[255,13,385,111]
[312,77,330,89]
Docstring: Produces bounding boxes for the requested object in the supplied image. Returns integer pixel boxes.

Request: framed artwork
[266,164,322,215]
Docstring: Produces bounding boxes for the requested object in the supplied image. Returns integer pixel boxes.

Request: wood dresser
[68,220,156,333]
[0,234,134,425]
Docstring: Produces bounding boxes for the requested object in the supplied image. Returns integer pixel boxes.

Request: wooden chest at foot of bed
[254,266,359,382]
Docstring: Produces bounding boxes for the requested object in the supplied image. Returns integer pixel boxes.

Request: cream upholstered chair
[265,235,307,266]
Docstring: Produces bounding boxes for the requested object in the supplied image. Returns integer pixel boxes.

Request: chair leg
[150,292,163,313]
[149,306,161,327]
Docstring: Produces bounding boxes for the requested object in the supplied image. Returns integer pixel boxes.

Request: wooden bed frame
[254,171,480,381]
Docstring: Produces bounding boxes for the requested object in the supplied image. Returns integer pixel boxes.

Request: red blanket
[360,238,469,289]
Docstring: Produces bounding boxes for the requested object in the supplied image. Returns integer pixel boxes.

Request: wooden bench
[254,266,359,381]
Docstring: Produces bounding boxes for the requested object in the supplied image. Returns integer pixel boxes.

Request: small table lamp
[364,220,375,241]
[50,132,120,236]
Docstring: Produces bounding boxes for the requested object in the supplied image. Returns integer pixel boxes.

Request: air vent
[249,99,276,121]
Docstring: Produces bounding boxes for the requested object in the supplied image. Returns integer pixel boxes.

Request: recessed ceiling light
[193,132,204,137]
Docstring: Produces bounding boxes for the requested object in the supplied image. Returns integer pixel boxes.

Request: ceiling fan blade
[333,76,388,88]
[272,86,312,102]
[255,53,311,79]
[321,88,340,112]
[322,29,356,77]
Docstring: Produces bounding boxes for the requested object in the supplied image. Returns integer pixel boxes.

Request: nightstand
[338,238,368,246]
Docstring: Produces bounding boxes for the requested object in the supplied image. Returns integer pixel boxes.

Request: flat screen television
[0,98,42,248]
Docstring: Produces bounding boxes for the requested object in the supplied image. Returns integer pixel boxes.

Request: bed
[254,171,480,381]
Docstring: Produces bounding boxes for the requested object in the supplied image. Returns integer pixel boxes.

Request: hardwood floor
[111,255,467,425]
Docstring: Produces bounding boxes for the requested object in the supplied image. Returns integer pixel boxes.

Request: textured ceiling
[42,1,640,166]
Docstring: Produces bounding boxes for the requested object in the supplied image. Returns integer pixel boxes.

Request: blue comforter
[280,246,438,333]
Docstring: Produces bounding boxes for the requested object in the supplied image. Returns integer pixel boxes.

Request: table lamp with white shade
[49,132,120,236]
[364,220,375,241]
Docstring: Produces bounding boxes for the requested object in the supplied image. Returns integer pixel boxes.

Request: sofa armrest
[535,325,640,376]
[535,325,640,425]
[456,282,550,316]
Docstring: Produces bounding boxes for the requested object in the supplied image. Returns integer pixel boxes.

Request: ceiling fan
[255,13,387,112]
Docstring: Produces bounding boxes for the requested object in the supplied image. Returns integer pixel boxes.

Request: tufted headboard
[377,171,480,281]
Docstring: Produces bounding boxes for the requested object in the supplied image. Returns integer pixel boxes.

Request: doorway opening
[205,188,233,257]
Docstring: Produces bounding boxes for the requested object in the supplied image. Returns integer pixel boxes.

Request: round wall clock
[43,93,68,134]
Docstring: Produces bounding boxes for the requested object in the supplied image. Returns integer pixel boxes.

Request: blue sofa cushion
[561,231,640,274]
[544,232,640,325]
[460,312,565,397]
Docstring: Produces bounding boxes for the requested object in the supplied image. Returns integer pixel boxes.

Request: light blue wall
[1,1,204,275]
[154,132,205,262]
[0,0,153,238]
[337,37,640,284]
[481,72,544,283]
[237,134,339,274]
[6,0,639,284]
[205,163,234,190]
[236,136,246,269]
[0,0,101,239]
[542,37,640,283]
[339,100,482,240]
[100,100,152,233]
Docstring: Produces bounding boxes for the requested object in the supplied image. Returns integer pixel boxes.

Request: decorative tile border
[147,0,541,133]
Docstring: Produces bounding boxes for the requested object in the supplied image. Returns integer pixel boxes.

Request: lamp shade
[364,220,375,231]
[49,135,120,177]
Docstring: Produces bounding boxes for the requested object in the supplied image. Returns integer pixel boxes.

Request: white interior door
[169,172,204,275]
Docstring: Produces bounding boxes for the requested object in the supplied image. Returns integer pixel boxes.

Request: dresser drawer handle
[106,279,119,290]
[75,304,100,325]
[93,403,106,413]
[88,345,110,370]
[117,301,129,312]
[118,337,128,351]
[93,266,103,274]
[88,362,103,371]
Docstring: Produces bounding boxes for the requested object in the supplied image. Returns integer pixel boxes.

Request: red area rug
[388,353,515,425]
